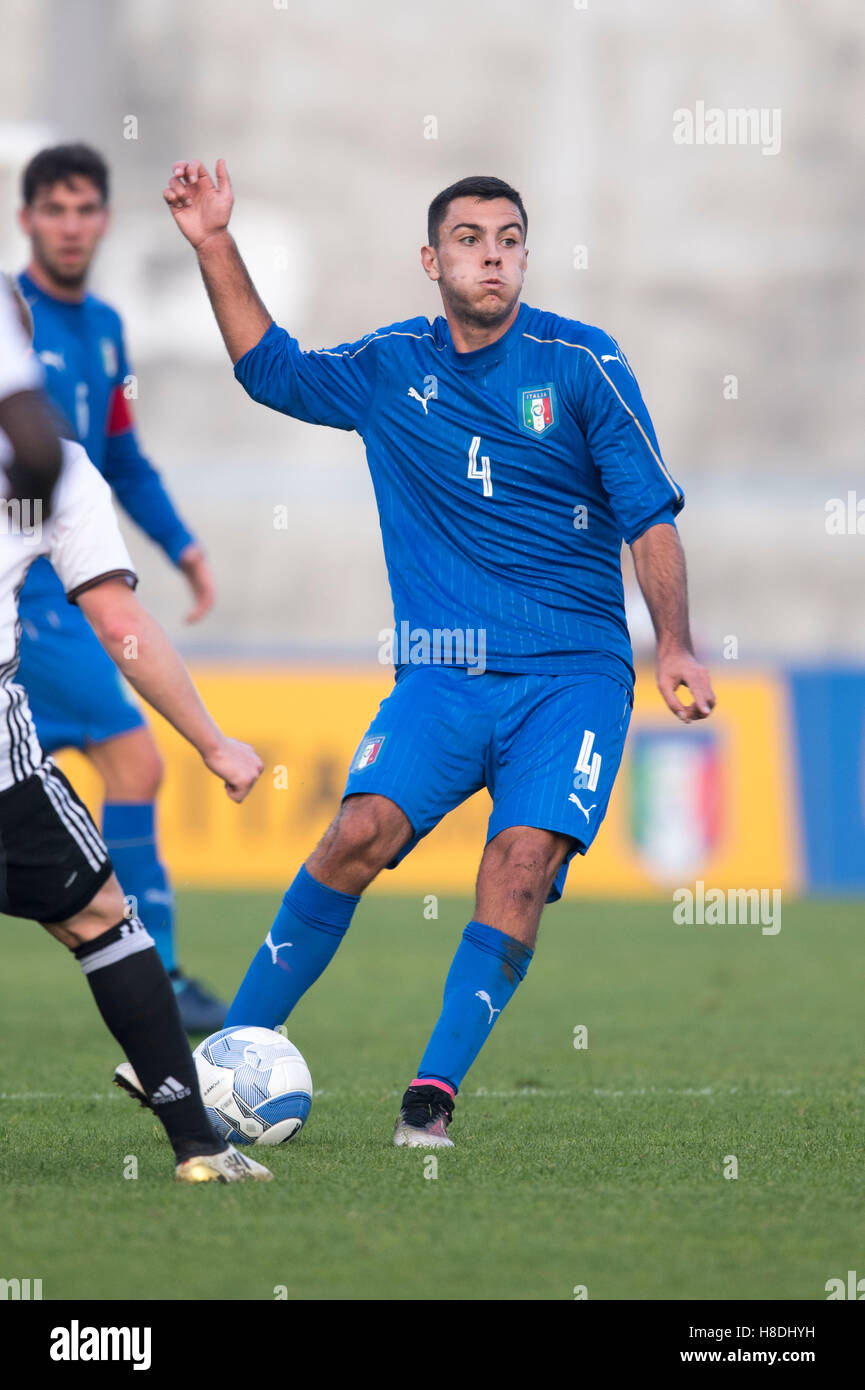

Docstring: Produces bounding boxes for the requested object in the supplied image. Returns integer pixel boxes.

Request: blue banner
[788,669,865,891]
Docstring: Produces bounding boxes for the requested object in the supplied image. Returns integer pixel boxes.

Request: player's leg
[474,825,576,946]
[223,792,412,1029]
[393,826,571,1148]
[18,601,225,1030]
[305,788,414,893]
[224,666,490,1031]
[0,756,268,1181]
[85,723,170,964]
[395,672,633,1147]
[85,724,227,1032]
[21,605,174,963]
[45,878,270,1184]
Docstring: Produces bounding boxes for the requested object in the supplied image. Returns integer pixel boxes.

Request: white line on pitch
[2,1084,854,1103]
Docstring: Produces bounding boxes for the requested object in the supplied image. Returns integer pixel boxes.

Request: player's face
[422,197,528,329]
[19,178,109,289]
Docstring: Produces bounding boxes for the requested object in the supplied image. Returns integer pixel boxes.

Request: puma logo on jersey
[569,793,597,822]
[601,353,623,365]
[475,990,501,1025]
[265,930,293,966]
[407,386,431,414]
[38,349,65,372]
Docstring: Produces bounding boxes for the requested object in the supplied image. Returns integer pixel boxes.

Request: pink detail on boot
[410,1077,455,1098]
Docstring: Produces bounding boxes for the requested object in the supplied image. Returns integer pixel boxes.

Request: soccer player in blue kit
[164,159,716,1147]
[15,145,226,1031]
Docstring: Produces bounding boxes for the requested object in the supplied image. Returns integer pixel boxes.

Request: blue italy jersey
[234,301,683,689]
[17,270,194,604]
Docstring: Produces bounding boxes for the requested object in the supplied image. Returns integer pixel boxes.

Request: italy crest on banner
[519,384,557,437]
[629,728,722,880]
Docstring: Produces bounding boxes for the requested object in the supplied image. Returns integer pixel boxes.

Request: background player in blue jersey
[15,145,225,1031]
[160,159,715,1146]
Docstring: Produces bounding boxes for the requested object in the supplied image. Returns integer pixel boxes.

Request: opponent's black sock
[74,917,225,1164]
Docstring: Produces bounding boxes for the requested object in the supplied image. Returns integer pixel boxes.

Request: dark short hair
[427,176,527,247]
[22,143,109,206]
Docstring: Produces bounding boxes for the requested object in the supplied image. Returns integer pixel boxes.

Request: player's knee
[136,745,164,799]
[43,877,128,949]
[324,796,405,875]
[126,734,164,798]
[46,919,103,950]
[97,734,164,800]
[482,829,564,903]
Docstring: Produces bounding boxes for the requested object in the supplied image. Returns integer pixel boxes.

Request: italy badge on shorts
[352,734,387,771]
[519,383,558,438]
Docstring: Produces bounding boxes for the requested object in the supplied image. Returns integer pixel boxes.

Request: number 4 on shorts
[574,729,601,792]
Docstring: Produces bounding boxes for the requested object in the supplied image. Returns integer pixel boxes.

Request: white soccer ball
[193,1025,313,1146]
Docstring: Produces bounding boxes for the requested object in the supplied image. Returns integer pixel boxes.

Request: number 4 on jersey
[468,436,493,498]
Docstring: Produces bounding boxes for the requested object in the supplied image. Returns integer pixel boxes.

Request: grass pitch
[1,892,862,1301]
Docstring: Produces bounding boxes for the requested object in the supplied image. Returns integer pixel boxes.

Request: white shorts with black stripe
[0,756,112,923]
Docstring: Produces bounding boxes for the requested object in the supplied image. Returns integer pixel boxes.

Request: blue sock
[102,802,176,973]
[225,866,360,1028]
[416,921,533,1095]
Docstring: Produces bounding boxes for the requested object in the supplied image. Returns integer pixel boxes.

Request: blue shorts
[18,597,145,753]
[343,666,633,902]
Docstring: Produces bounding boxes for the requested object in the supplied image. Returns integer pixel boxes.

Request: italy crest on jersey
[518,383,558,438]
[100,337,118,379]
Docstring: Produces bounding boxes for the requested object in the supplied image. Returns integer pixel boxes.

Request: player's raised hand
[657,647,716,723]
[202,735,264,803]
[163,159,233,249]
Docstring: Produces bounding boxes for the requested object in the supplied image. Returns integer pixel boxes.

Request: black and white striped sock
[75,918,225,1163]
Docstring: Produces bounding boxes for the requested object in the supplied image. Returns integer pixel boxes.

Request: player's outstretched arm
[630,521,715,723]
[163,159,272,363]
[78,578,263,801]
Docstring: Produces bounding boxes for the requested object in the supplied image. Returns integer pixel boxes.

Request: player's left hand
[178,543,216,623]
[656,646,716,723]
